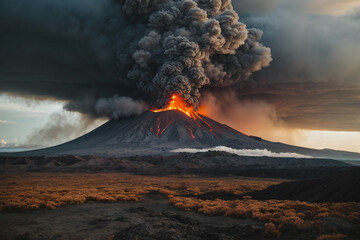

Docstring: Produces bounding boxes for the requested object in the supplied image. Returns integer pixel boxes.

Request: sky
[0,0,360,153]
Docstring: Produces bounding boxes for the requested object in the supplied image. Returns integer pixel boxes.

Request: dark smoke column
[119,0,272,109]
[0,0,272,119]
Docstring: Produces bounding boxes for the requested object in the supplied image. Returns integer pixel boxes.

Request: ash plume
[95,96,145,119]
[0,0,271,118]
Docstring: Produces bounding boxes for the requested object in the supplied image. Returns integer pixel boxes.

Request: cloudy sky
[1,0,360,152]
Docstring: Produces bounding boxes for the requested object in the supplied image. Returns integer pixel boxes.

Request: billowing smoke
[0,0,271,118]
[170,146,312,158]
[125,0,272,108]
[95,96,145,119]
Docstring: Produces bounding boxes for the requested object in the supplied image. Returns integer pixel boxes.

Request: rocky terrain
[0,193,262,240]
[1,191,359,240]
[251,167,360,202]
[0,151,352,179]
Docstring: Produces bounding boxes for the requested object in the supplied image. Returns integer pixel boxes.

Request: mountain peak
[4,110,360,160]
[106,110,245,142]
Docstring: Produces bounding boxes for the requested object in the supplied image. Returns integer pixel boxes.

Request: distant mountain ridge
[2,110,360,160]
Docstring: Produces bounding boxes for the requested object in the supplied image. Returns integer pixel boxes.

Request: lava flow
[151,94,195,118]
[151,94,214,135]
[151,94,209,122]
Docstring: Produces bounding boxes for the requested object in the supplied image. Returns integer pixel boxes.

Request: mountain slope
[4,110,360,160]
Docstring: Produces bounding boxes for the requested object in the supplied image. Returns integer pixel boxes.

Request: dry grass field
[1,173,359,238]
[168,196,360,238]
[0,173,277,211]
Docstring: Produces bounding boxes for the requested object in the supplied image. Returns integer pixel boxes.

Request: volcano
[8,109,360,161]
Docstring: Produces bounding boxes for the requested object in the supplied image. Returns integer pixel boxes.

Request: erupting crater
[151,94,194,117]
[150,94,214,137]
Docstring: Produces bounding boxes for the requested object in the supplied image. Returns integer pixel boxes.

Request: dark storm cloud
[232,0,281,15]
[222,0,360,131]
[0,0,145,117]
[240,5,360,85]
[0,0,271,118]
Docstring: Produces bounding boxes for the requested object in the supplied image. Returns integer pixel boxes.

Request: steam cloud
[25,111,103,148]
[171,146,312,158]
[0,0,271,118]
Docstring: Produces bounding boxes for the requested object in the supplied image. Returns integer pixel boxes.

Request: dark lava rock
[114,211,260,240]
[251,167,360,202]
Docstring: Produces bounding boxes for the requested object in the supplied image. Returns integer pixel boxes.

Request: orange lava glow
[152,94,197,119]
[187,127,195,139]
[197,104,208,116]
[151,94,214,134]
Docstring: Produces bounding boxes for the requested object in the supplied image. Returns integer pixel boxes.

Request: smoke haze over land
[171,146,312,158]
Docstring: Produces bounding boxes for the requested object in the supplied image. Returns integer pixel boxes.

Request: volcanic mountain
[8,109,360,161]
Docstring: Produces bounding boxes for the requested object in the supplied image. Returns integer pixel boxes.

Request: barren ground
[0,173,359,239]
[0,193,265,240]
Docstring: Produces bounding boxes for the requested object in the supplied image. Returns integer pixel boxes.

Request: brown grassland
[1,173,359,238]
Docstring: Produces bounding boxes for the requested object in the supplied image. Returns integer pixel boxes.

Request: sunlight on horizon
[292,130,360,153]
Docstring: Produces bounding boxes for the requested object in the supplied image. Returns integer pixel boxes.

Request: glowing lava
[151,94,215,136]
[151,94,196,119]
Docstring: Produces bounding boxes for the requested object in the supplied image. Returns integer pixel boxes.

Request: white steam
[170,146,312,158]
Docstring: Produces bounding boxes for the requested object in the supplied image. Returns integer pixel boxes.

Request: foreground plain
[1,172,359,239]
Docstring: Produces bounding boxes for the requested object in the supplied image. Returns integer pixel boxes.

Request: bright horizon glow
[293,130,360,153]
